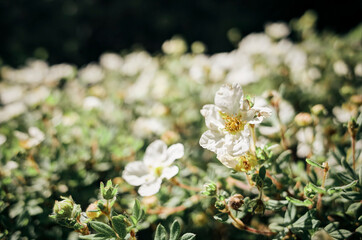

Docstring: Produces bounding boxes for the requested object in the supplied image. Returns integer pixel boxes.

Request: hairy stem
[317,162,329,212]
[170,177,201,191]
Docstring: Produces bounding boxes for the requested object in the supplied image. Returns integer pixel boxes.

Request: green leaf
[359,167,362,186]
[346,202,362,218]
[286,197,313,207]
[266,200,288,210]
[180,233,196,240]
[129,215,138,226]
[342,158,357,179]
[324,222,339,233]
[327,180,358,194]
[329,229,352,240]
[341,191,362,201]
[259,166,266,180]
[276,150,292,164]
[154,224,167,240]
[284,203,297,224]
[355,225,362,234]
[213,213,228,222]
[112,216,127,239]
[79,234,112,240]
[169,220,181,240]
[291,211,320,230]
[306,158,324,169]
[307,182,326,194]
[89,221,117,238]
[133,199,141,221]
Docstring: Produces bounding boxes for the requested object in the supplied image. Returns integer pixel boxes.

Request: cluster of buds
[202,182,217,196]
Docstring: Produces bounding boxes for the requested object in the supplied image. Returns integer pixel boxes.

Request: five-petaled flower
[199,84,271,172]
[122,140,184,196]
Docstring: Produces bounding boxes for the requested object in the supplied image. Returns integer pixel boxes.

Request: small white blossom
[14,127,45,149]
[199,84,271,163]
[122,140,184,196]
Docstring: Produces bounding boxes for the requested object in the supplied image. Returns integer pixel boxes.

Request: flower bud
[228,194,244,210]
[215,200,226,211]
[202,182,217,196]
[100,180,118,200]
[254,199,265,215]
[294,112,313,127]
[350,94,362,105]
[348,118,359,138]
[311,104,326,116]
[53,196,80,220]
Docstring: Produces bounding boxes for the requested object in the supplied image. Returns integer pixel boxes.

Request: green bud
[311,104,326,116]
[202,182,217,196]
[348,118,358,138]
[101,180,118,200]
[53,196,80,220]
[215,200,226,211]
[304,185,315,199]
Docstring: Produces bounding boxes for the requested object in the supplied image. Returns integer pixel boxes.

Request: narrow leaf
[133,199,142,221]
[329,229,352,240]
[89,221,117,238]
[327,180,358,194]
[213,213,228,222]
[286,196,313,207]
[306,158,323,169]
[291,211,320,230]
[308,182,326,194]
[180,233,196,240]
[169,220,181,240]
[259,166,266,181]
[284,203,297,224]
[154,224,167,240]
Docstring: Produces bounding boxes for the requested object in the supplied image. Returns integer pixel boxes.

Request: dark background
[0,0,361,67]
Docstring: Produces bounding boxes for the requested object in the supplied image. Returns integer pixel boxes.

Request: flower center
[234,153,258,172]
[220,112,245,134]
[154,166,163,177]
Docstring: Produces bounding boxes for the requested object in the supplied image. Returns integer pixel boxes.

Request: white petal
[216,152,238,169]
[143,140,167,166]
[223,133,250,157]
[122,161,149,186]
[138,178,162,196]
[199,130,225,154]
[214,84,243,115]
[161,166,179,179]
[164,143,184,165]
[200,104,224,130]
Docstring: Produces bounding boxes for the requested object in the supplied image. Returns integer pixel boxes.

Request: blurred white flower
[132,117,167,138]
[24,86,50,106]
[0,102,27,123]
[332,104,359,123]
[296,126,324,158]
[162,37,187,55]
[100,53,123,71]
[333,60,349,76]
[200,84,271,160]
[79,64,104,84]
[44,64,74,84]
[14,127,45,149]
[122,140,184,196]
[265,22,290,39]
[0,134,6,146]
[83,96,102,110]
[354,63,362,77]
[0,85,24,105]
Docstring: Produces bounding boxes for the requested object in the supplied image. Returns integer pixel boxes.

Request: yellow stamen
[154,166,163,177]
[220,112,245,134]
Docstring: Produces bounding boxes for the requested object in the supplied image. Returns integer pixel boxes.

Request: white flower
[199,84,271,162]
[122,140,184,196]
[265,22,290,39]
[14,127,45,149]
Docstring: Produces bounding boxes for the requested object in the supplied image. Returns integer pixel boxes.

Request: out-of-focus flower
[132,117,167,138]
[333,60,349,76]
[0,134,6,146]
[296,126,324,158]
[332,103,359,123]
[79,64,104,84]
[200,84,271,160]
[122,140,184,196]
[265,22,290,39]
[0,102,27,123]
[354,63,362,77]
[0,85,24,104]
[162,37,187,55]
[14,127,45,149]
[24,86,50,106]
[191,41,206,54]
[295,112,313,127]
[83,96,102,110]
[100,53,123,71]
